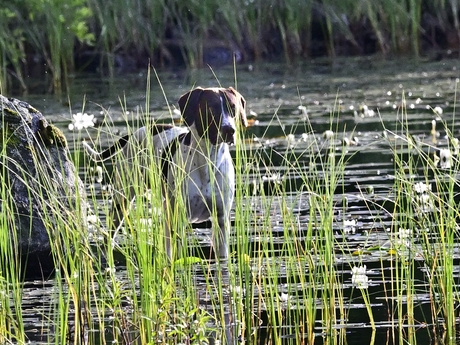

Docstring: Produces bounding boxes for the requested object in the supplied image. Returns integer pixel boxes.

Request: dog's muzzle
[221,124,236,144]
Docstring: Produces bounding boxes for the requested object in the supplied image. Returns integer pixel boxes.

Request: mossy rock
[0,95,87,277]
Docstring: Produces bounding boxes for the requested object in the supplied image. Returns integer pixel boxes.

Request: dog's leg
[163,193,178,260]
[164,200,173,259]
[214,153,235,260]
[216,187,233,259]
[217,215,230,259]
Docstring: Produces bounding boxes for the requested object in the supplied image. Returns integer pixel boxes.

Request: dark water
[17,56,460,344]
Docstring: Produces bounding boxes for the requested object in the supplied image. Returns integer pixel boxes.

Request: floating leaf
[174,257,202,265]
[388,249,397,255]
[352,249,371,256]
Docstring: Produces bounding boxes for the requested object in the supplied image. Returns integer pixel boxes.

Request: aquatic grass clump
[383,97,460,343]
[6,79,460,345]
[228,104,357,343]
[53,86,460,345]
[0,138,25,343]
[79,91,239,343]
[0,100,99,345]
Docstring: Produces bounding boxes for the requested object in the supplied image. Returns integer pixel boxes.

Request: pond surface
[17,56,460,344]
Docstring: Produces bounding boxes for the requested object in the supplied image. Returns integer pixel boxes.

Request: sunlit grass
[2,83,460,344]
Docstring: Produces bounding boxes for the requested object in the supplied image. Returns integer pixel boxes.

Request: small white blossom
[395,228,413,248]
[300,133,310,142]
[413,182,431,194]
[351,265,369,288]
[262,173,283,184]
[343,219,357,234]
[279,292,289,302]
[90,165,103,183]
[68,112,95,131]
[105,266,116,274]
[434,106,443,115]
[439,149,452,169]
[359,104,375,117]
[286,133,295,143]
[412,182,433,212]
[87,214,99,224]
[297,105,308,117]
[323,130,334,139]
[230,285,246,296]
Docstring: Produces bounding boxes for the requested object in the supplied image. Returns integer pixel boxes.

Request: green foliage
[2,0,460,93]
[0,0,93,93]
[0,6,26,91]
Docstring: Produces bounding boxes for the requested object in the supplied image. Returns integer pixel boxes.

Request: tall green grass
[383,96,460,344]
[0,115,25,343]
[2,85,460,344]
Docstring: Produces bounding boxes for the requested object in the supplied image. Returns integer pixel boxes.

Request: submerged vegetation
[1,0,460,93]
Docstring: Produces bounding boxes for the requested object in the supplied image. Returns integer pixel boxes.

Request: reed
[383,95,460,343]
[0,8,27,92]
[3,0,460,93]
[5,75,460,345]
[412,125,459,341]
[0,130,25,343]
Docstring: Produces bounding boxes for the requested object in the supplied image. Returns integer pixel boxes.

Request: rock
[0,95,87,277]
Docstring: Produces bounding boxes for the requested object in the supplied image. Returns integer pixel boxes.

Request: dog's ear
[178,87,204,126]
[227,87,248,128]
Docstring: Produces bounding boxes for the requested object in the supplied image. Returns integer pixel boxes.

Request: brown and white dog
[83,87,247,259]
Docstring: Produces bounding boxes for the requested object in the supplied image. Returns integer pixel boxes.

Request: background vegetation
[1,0,460,93]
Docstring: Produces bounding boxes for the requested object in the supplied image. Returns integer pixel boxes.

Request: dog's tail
[82,134,130,162]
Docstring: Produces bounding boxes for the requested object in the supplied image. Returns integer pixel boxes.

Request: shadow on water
[17,57,460,344]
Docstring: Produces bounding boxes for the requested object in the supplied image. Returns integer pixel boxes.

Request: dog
[83,87,247,259]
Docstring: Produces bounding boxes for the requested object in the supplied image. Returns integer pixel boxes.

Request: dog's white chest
[171,143,235,223]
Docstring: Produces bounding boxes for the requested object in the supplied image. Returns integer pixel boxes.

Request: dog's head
[178,87,247,145]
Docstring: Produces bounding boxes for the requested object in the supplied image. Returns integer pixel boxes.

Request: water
[16,56,460,344]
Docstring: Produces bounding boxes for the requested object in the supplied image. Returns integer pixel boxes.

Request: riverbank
[1,0,459,94]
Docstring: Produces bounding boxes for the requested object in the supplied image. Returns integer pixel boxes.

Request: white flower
[297,105,308,117]
[286,133,295,143]
[351,265,369,288]
[359,104,375,117]
[300,133,310,142]
[439,149,452,169]
[343,219,357,234]
[398,228,412,240]
[68,112,95,131]
[413,182,431,194]
[279,292,289,302]
[230,285,245,296]
[87,214,99,224]
[323,130,334,139]
[415,193,433,213]
[262,173,283,184]
[89,165,103,183]
[412,182,433,212]
[394,228,413,248]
